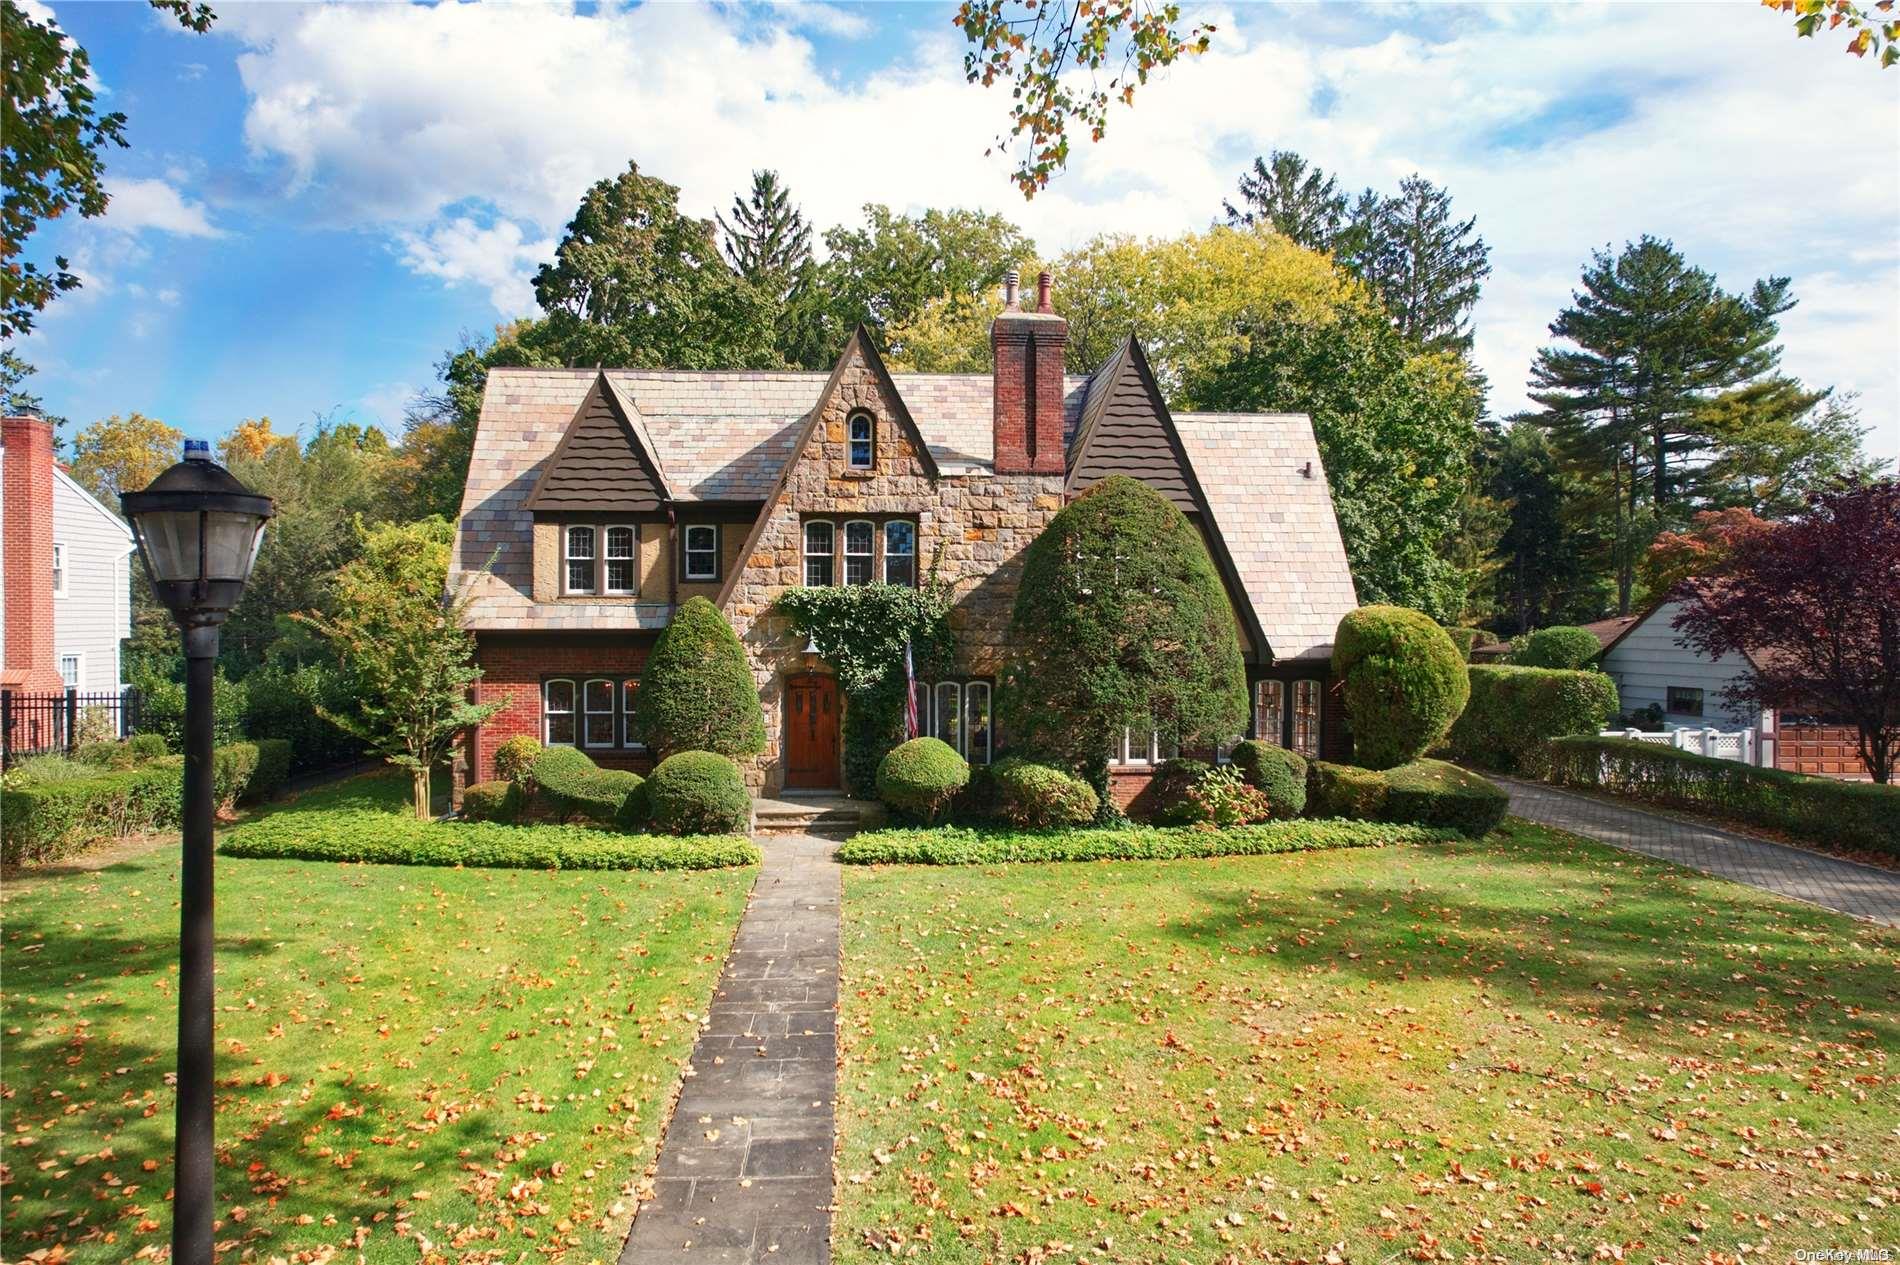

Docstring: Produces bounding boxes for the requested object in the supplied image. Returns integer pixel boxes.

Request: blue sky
[12,0,1900,463]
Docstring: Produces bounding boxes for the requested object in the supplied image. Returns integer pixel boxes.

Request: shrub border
[836,818,1462,866]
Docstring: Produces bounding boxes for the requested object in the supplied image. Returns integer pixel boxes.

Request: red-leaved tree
[1673,479,1900,782]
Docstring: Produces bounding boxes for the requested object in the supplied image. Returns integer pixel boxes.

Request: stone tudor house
[448,272,1360,808]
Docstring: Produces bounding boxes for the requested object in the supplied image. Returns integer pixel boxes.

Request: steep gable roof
[524,371,672,512]
[1065,337,1197,512]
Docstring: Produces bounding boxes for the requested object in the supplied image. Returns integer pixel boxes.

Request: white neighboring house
[52,467,136,692]
[1598,598,1757,731]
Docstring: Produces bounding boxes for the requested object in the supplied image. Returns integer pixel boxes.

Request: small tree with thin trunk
[1672,479,1900,783]
[294,516,501,817]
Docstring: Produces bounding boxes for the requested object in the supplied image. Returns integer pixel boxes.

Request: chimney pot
[1036,270,1053,314]
[1003,269,1021,311]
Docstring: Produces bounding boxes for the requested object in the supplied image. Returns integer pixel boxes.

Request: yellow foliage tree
[218,416,297,465]
[68,412,183,501]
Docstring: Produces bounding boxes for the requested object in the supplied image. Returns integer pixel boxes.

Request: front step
[752,797,883,836]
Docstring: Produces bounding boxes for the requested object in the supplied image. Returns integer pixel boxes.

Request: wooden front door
[784,673,841,790]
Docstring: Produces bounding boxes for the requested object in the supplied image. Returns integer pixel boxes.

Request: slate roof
[454,367,1360,659]
[1175,412,1361,661]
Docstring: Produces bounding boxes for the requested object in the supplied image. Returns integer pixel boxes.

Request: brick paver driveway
[1497,776,1900,927]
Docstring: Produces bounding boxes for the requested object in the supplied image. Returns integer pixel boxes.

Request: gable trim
[53,467,136,544]
[714,325,936,609]
[524,370,675,512]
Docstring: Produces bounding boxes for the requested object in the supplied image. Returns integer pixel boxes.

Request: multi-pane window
[843,520,874,585]
[564,526,596,594]
[545,676,644,750]
[545,678,577,744]
[917,679,994,763]
[604,526,637,595]
[59,654,81,688]
[1254,680,1285,744]
[847,412,874,468]
[683,524,719,581]
[52,542,66,597]
[1667,685,1704,717]
[883,521,915,586]
[1291,679,1320,756]
[804,521,835,586]
[1115,727,1179,767]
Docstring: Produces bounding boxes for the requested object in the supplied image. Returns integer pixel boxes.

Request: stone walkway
[1498,776,1900,927]
[619,834,840,1265]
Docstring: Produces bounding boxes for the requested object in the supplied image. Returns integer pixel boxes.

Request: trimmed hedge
[1230,740,1307,817]
[837,818,1462,866]
[1308,760,1389,820]
[1547,736,1900,859]
[247,739,293,804]
[648,751,751,836]
[1,763,184,865]
[222,809,760,870]
[1447,665,1620,776]
[616,776,654,832]
[461,780,523,823]
[1382,759,1509,839]
[1512,625,1602,670]
[1331,606,1470,769]
[993,758,1099,829]
[494,735,543,786]
[876,737,969,822]
[1443,626,1485,661]
[528,746,604,820]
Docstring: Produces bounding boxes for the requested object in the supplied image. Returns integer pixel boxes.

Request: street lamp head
[120,439,274,631]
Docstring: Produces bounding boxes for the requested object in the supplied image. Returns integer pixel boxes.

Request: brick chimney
[992,268,1068,476]
[1,414,61,690]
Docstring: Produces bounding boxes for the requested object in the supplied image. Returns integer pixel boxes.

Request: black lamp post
[120,439,273,1265]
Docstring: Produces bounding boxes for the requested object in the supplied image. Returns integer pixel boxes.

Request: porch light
[802,634,822,672]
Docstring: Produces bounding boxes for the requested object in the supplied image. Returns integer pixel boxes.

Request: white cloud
[222,0,1900,458]
[771,1,873,40]
[397,217,555,315]
[356,380,425,436]
[103,177,223,237]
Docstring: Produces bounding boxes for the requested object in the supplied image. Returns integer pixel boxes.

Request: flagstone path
[619,833,840,1265]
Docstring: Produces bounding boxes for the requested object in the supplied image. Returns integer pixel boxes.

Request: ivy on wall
[775,582,956,795]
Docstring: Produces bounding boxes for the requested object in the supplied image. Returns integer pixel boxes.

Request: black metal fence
[0,687,143,769]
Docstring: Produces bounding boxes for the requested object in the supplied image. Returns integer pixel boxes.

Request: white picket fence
[1599,726,1756,765]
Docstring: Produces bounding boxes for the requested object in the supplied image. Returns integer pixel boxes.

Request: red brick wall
[991,312,1067,475]
[1,415,61,691]
[463,635,654,790]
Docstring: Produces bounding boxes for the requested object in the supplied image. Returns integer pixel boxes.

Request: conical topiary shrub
[631,596,767,760]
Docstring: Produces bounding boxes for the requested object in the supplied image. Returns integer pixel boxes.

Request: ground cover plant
[835,821,1898,1263]
[0,772,753,1263]
[838,817,1458,865]
[222,770,758,870]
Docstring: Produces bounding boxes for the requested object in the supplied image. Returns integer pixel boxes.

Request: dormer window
[847,411,874,469]
[565,526,596,594]
[604,526,637,595]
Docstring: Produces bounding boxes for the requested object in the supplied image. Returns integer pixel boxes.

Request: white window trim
[803,520,835,587]
[934,682,963,755]
[602,524,639,596]
[922,679,994,765]
[59,652,83,689]
[52,541,67,598]
[564,526,597,595]
[882,520,915,586]
[964,680,992,765]
[847,411,874,469]
[842,519,875,586]
[582,677,617,749]
[544,678,577,745]
[621,679,646,750]
[683,524,719,582]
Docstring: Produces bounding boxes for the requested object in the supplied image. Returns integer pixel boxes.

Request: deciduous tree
[68,411,182,500]
[294,516,502,817]
[1762,0,1898,67]
[1673,480,1900,782]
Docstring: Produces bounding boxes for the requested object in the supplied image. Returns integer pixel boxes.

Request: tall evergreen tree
[717,169,812,299]
[1222,150,1348,250]
[1528,236,1794,612]
[1487,419,1601,635]
[1352,175,1490,354]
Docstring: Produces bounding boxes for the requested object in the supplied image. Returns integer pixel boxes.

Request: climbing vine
[775,581,957,795]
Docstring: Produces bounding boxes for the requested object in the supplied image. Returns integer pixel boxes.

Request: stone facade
[722,347,1062,793]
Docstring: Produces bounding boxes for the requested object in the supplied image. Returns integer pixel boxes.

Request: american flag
[903,641,919,739]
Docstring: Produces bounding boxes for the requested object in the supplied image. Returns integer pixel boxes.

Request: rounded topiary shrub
[876,737,970,822]
[1150,757,1213,824]
[1380,760,1508,839]
[1331,605,1470,770]
[568,769,642,826]
[494,734,544,786]
[528,745,599,820]
[1511,625,1602,670]
[1306,760,1389,820]
[615,776,654,832]
[632,597,767,759]
[462,780,523,823]
[993,758,1099,829]
[1230,740,1308,817]
[1442,626,1485,662]
[648,751,751,836]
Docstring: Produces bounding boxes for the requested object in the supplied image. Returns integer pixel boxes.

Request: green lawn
[1,773,753,1263]
[836,819,1899,1263]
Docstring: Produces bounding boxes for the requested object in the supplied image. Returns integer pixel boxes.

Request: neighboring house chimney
[992,267,1068,475]
[1,414,61,690]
